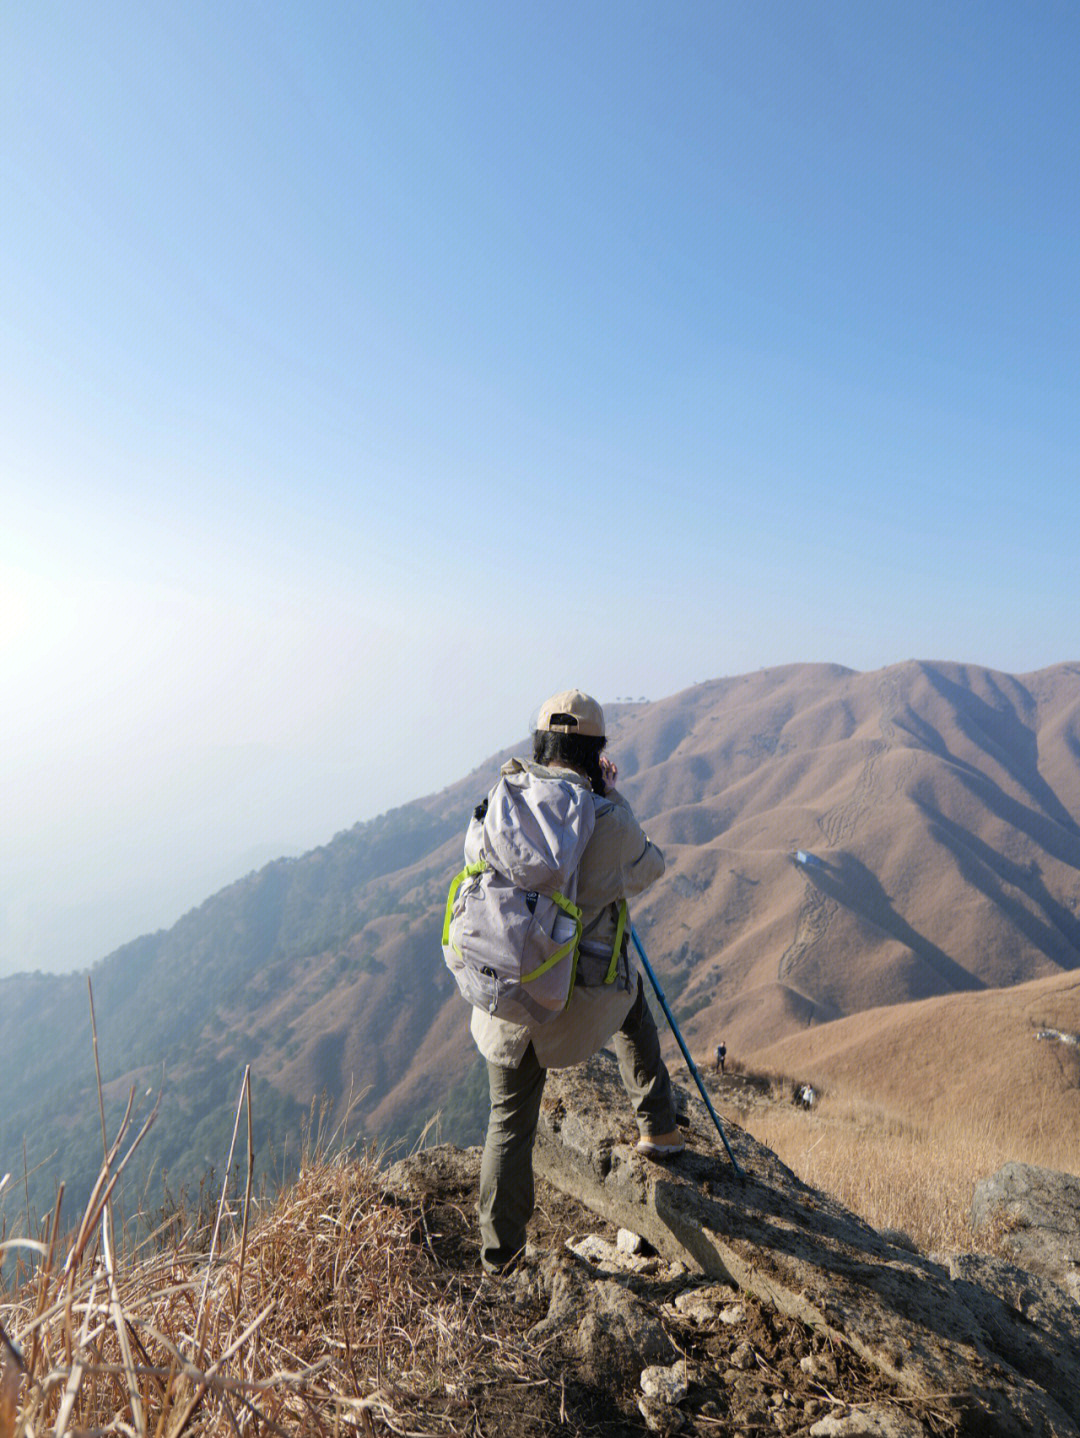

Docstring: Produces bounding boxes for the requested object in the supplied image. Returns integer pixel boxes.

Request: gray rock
[944,1251,1080,1428]
[878,1228,918,1254]
[640,1361,688,1404]
[810,1407,928,1437]
[730,1340,756,1371]
[530,1264,676,1385]
[800,1352,838,1383]
[638,1395,685,1433]
[672,1285,734,1324]
[534,1052,1080,1437]
[566,1233,652,1274]
[971,1163,1080,1301]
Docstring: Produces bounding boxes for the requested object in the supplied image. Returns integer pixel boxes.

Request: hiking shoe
[636,1131,685,1159]
[480,1242,541,1277]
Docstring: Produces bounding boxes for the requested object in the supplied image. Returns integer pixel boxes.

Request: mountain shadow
[801,851,986,995]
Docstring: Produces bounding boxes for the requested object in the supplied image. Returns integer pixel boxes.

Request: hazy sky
[3,2,1079,974]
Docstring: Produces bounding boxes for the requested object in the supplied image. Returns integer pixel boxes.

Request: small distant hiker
[450,689,682,1275]
[715,1040,727,1075]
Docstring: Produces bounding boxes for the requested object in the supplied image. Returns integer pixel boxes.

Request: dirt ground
[392,1147,950,1438]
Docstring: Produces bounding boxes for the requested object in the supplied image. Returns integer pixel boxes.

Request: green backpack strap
[442,860,486,951]
[603,899,629,984]
[520,890,582,983]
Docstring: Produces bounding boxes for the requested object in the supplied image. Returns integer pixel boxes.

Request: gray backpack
[441,764,628,1028]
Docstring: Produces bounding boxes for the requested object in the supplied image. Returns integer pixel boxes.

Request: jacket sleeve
[575,788,664,915]
[622,821,665,897]
[613,793,665,897]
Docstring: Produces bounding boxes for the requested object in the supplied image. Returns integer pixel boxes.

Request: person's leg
[478,1044,546,1273]
[612,977,679,1140]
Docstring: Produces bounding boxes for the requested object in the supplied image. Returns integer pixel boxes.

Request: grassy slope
[746,966,1080,1155]
[729,968,1080,1250]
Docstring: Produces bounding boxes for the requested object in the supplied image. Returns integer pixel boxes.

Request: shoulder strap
[441,860,486,949]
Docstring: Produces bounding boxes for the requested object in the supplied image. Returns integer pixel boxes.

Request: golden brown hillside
[748,966,1080,1149]
[715,969,1080,1254]
[627,661,1080,1054]
[261,658,1080,1143]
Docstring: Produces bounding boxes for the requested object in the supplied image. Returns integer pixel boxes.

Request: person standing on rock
[467,689,683,1275]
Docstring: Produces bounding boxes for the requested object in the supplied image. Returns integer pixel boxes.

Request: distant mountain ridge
[4,660,1080,1223]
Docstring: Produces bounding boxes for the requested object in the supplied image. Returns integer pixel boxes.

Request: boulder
[971,1162,1080,1302]
[943,1252,1080,1428]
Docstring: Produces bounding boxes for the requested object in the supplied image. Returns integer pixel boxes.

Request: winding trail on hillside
[816,673,916,850]
[777,882,834,984]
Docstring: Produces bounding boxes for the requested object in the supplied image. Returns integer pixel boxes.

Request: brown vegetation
[716,968,1080,1251]
[0,1130,550,1437]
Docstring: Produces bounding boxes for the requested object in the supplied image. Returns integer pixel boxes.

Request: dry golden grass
[725,968,1080,1253]
[0,1100,539,1438]
[734,1075,1078,1254]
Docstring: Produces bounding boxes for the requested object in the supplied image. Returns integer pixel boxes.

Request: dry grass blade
[232,1071,254,1319]
[101,1207,147,1438]
[192,1067,251,1360]
[65,1089,140,1279]
[27,1187,63,1383]
[87,978,110,1171]
[0,1243,48,1264]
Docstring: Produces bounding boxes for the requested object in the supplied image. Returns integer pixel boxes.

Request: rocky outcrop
[532,1051,1080,1437]
[387,1143,955,1435]
[941,1253,1080,1424]
[529,1260,678,1386]
[971,1162,1080,1302]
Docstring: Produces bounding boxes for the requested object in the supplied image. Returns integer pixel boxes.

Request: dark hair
[533,730,608,795]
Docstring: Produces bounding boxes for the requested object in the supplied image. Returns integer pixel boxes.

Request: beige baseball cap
[536,689,606,738]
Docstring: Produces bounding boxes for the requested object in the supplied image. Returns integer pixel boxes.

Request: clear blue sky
[3,1,1079,972]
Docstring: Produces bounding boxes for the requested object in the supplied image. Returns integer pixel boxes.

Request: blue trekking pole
[631,925,744,1178]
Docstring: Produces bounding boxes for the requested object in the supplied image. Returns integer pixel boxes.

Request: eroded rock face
[972,1162,1080,1302]
[942,1252,1080,1427]
[534,1051,1080,1438]
[385,1143,942,1434]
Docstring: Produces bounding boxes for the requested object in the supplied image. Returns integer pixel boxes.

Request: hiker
[464,689,682,1275]
[715,1040,726,1074]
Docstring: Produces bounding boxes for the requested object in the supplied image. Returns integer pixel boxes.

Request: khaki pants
[478,978,677,1273]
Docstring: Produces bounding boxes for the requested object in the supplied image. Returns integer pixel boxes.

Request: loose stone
[640,1361,689,1406]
